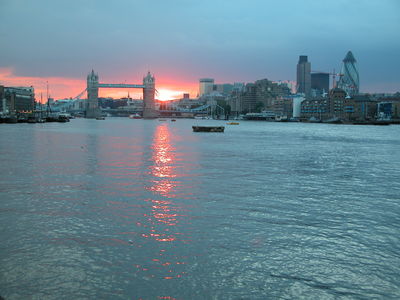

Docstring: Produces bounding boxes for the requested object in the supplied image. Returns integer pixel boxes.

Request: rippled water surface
[1,118,400,299]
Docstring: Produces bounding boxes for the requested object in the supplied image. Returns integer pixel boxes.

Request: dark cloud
[1,0,399,92]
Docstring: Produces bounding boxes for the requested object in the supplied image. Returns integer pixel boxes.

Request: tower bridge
[86,70,157,119]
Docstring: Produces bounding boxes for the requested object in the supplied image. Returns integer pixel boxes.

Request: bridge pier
[142,72,158,119]
[86,70,101,118]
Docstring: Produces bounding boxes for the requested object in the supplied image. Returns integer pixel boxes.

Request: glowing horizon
[1,1,399,100]
[0,67,199,103]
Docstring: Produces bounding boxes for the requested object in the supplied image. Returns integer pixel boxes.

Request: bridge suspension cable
[74,88,87,99]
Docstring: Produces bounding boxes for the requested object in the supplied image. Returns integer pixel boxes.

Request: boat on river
[129,113,142,119]
[352,121,390,126]
[46,114,70,122]
[192,126,225,132]
[243,111,275,121]
[4,116,18,123]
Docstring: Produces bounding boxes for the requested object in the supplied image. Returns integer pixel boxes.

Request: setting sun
[156,88,186,101]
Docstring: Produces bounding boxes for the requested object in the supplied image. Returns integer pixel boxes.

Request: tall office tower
[296,55,311,98]
[311,72,330,96]
[337,51,359,96]
[199,78,214,96]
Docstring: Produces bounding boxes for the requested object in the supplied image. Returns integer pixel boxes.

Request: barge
[192,126,225,132]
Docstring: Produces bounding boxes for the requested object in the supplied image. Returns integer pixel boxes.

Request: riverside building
[0,85,35,114]
[300,88,346,120]
[300,88,378,121]
[199,78,214,97]
[227,79,291,115]
[311,72,330,97]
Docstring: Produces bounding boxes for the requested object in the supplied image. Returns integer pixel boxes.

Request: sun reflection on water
[138,123,192,280]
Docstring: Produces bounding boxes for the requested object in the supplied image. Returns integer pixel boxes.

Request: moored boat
[17,116,28,123]
[243,111,276,121]
[323,117,342,124]
[58,115,70,122]
[27,116,37,123]
[275,115,288,122]
[129,113,142,119]
[192,126,225,132]
[46,113,70,122]
[4,116,18,123]
[352,121,390,126]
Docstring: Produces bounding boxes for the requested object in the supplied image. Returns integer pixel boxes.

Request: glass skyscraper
[296,55,311,98]
[338,51,359,96]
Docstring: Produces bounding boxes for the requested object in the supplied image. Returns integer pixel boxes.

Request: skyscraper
[199,78,214,97]
[296,55,311,98]
[311,72,330,96]
[337,51,359,97]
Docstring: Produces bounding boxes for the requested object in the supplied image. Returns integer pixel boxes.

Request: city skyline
[1,0,399,100]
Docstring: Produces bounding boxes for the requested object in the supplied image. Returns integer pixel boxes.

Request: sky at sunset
[1,0,399,101]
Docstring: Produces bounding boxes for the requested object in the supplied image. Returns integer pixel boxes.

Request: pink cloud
[0,67,200,102]
[0,67,85,102]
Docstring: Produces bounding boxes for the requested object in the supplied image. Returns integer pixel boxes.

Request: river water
[0,118,399,299]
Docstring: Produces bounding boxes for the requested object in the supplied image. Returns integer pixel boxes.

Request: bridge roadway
[98,83,145,89]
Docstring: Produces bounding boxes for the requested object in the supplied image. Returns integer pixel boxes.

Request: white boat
[243,111,275,121]
[275,115,288,122]
[129,113,142,119]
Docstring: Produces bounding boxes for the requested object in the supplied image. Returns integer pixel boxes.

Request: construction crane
[311,70,344,89]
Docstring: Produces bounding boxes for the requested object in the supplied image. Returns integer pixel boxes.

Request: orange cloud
[0,67,199,102]
[0,67,85,103]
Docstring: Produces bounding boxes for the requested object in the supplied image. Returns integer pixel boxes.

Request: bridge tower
[142,71,158,119]
[86,70,101,118]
